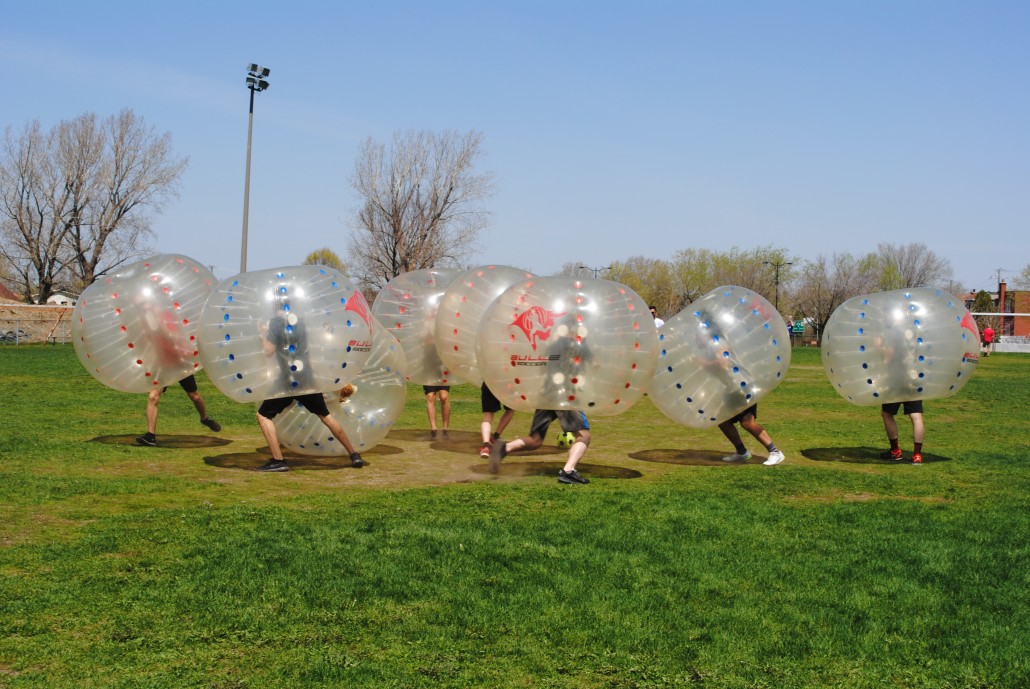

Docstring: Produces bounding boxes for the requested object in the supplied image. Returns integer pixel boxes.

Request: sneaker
[911,452,923,464]
[256,459,289,472]
[350,452,365,468]
[763,450,785,466]
[442,430,449,439]
[430,429,437,439]
[136,433,157,447]
[721,450,752,462]
[558,469,590,484]
[479,443,492,459]
[880,448,903,461]
[488,440,507,474]
[201,417,221,432]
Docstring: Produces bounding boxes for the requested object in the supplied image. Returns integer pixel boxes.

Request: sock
[914,442,922,454]
[765,442,778,452]
[889,438,900,451]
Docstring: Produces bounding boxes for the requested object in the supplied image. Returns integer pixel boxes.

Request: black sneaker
[136,433,157,447]
[442,430,449,439]
[430,430,437,440]
[256,459,289,472]
[558,469,589,484]
[488,440,507,474]
[201,417,221,432]
[350,452,365,468]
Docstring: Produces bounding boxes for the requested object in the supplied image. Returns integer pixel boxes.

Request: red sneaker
[880,448,903,461]
[911,452,923,464]
[479,443,492,459]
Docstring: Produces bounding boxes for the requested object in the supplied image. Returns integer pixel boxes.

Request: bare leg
[481,414,495,444]
[425,391,438,431]
[145,389,163,434]
[910,412,925,445]
[718,419,745,451]
[496,408,516,437]
[563,429,591,472]
[739,415,773,448]
[256,412,283,460]
[318,414,357,455]
[439,389,451,432]
[881,410,899,445]
[185,390,208,421]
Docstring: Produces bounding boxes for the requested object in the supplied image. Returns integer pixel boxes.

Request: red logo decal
[344,290,372,326]
[511,306,567,350]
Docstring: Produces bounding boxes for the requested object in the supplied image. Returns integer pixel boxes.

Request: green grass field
[1,345,1027,688]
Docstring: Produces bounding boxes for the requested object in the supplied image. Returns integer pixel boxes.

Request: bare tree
[348,129,494,291]
[794,252,879,344]
[65,110,187,288]
[876,242,952,290]
[0,121,74,303]
[608,256,678,318]
[0,110,185,300]
[1013,264,1030,291]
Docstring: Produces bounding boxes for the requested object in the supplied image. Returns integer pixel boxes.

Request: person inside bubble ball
[718,405,786,466]
[422,385,451,439]
[136,375,221,446]
[479,382,516,458]
[254,300,363,472]
[650,305,664,328]
[880,400,925,464]
[489,409,592,484]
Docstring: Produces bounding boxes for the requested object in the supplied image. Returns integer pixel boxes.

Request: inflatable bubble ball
[477,276,658,415]
[197,266,373,403]
[822,288,980,406]
[648,285,791,429]
[435,264,536,386]
[72,254,216,393]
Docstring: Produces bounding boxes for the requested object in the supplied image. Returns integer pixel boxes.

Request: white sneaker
[763,450,785,466]
[722,450,752,462]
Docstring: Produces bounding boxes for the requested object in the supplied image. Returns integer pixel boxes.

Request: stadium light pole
[578,264,611,279]
[240,63,270,273]
[764,260,793,312]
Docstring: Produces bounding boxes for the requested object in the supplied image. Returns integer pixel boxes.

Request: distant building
[962,281,1029,338]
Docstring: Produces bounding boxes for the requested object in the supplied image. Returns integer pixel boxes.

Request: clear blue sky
[3,0,1027,292]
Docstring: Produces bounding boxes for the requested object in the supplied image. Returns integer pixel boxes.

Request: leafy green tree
[303,247,347,274]
[970,290,998,332]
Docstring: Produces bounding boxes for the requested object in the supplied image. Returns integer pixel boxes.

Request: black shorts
[727,404,758,425]
[881,400,923,416]
[529,409,589,439]
[481,383,510,414]
[165,374,198,394]
[258,393,330,419]
[422,385,450,394]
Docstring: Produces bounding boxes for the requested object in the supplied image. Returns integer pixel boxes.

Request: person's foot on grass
[880,448,903,461]
[201,417,221,432]
[136,432,157,447]
[256,459,288,472]
[479,442,492,459]
[721,450,751,462]
[911,452,923,465]
[558,469,589,484]
[763,450,785,466]
[350,452,365,468]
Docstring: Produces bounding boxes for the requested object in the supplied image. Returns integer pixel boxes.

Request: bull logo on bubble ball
[510,306,567,350]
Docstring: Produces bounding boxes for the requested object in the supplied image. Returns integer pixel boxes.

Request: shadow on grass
[91,434,232,449]
[468,461,642,480]
[801,446,952,464]
[629,448,757,466]
[204,444,404,471]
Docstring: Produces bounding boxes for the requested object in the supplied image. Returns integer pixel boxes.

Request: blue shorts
[529,409,589,439]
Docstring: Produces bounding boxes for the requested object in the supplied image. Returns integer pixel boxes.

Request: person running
[479,382,516,458]
[718,404,785,466]
[423,385,451,439]
[489,409,591,484]
[136,374,221,446]
[880,400,925,464]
